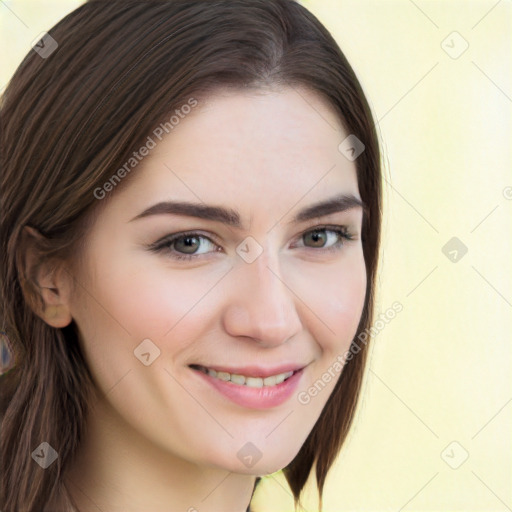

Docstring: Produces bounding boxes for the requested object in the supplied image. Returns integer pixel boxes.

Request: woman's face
[66,87,366,474]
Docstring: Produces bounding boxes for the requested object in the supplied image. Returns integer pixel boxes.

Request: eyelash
[147,225,355,262]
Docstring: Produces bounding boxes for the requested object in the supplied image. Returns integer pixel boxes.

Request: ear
[20,225,73,328]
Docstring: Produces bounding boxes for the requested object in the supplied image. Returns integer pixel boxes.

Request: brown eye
[303,230,328,248]
[298,226,351,251]
[149,232,219,261]
[174,235,201,254]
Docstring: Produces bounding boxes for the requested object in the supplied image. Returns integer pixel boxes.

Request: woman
[0,0,382,510]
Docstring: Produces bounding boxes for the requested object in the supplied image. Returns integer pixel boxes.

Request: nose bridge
[224,249,302,346]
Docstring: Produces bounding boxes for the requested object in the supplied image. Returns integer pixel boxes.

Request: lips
[189,363,305,409]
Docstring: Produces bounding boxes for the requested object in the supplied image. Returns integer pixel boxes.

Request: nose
[221,251,302,347]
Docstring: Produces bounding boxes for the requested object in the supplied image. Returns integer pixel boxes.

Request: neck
[63,395,257,512]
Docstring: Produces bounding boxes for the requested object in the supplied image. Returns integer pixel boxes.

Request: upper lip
[189,363,306,378]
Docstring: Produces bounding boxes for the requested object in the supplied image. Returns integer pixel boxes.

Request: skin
[34,86,367,512]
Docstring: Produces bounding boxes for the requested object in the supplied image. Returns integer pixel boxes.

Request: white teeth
[263,375,277,386]
[275,373,287,384]
[245,377,263,388]
[196,366,295,387]
[230,374,246,385]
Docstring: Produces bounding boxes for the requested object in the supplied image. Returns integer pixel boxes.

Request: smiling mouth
[189,364,297,388]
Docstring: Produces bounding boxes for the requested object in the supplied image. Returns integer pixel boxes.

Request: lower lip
[191,367,303,409]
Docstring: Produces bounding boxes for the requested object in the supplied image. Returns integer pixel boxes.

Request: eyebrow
[129,193,365,229]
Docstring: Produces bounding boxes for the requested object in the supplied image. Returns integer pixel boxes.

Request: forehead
[159,86,348,166]
[105,87,360,225]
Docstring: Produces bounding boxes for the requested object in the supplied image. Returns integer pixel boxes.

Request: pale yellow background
[1,1,510,510]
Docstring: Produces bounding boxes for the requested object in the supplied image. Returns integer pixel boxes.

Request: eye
[293,225,354,253]
[147,225,355,262]
[148,232,220,261]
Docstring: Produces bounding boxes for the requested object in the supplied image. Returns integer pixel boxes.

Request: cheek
[328,264,367,349]
[75,250,225,340]
[292,250,367,354]
[289,254,366,423]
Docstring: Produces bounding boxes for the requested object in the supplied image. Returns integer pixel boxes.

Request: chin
[205,444,301,476]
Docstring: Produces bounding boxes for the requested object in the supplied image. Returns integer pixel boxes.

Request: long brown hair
[0,1,382,510]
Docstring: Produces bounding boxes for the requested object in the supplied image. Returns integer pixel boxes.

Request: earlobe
[40,290,73,329]
[20,225,73,328]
